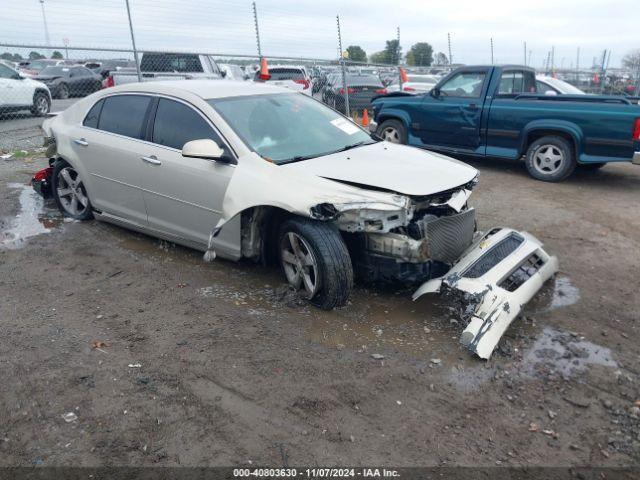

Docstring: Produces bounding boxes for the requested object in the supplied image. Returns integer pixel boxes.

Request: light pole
[39,0,51,46]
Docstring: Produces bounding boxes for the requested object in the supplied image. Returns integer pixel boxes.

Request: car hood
[281,141,478,196]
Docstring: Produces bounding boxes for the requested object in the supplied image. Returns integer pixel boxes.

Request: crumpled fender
[204,152,410,257]
[413,228,559,359]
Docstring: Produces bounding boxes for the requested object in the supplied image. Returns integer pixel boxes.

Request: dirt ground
[0,151,639,469]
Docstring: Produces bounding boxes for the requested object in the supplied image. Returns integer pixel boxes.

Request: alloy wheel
[280,232,319,298]
[533,144,565,175]
[56,166,89,216]
[381,126,401,143]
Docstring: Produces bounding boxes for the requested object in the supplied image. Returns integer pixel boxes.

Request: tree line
[1,51,65,62]
[345,41,449,67]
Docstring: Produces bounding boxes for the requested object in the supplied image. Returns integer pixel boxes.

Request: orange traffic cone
[361,109,369,127]
[259,57,270,81]
[399,67,408,83]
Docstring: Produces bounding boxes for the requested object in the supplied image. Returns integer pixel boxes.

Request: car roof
[105,79,292,99]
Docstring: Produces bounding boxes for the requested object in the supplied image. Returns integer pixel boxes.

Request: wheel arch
[520,120,583,159]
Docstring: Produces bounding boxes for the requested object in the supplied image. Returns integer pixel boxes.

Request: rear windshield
[345,75,383,87]
[140,53,203,73]
[256,68,305,81]
[40,66,69,76]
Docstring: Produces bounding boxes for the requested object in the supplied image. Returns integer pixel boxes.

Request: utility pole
[576,46,580,72]
[490,38,494,65]
[39,0,50,46]
[252,2,262,59]
[447,32,452,67]
[600,49,607,93]
[124,0,141,82]
[397,27,403,90]
[551,46,555,73]
[336,15,349,116]
[523,41,527,66]
[528,50,532,67]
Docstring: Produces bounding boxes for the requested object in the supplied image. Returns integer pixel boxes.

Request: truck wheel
[52,159,93,221]
[377,119,407,144]
[278,218,353,310]
[525,135,576,182]
[30,91,50,117]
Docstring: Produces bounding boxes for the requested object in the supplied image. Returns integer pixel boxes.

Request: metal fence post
[397,27,403,91]
[336,15,349,117]
[252,2,262,59]
[124,0,142,82]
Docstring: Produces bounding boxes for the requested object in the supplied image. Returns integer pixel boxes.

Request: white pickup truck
[110,52,224,86]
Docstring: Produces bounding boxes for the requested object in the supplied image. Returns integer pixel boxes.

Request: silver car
[39,80,557,359]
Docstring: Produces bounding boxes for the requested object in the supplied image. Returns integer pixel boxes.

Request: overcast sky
[1,0,637,68]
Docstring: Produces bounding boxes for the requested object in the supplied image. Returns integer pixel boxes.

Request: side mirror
[182,139,229,162]
[544,90,558,96]
[431,87,441,97]
[12,73,24,80]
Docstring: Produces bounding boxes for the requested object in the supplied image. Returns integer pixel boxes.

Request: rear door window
[151,98,225,151]
[97,95,151,139]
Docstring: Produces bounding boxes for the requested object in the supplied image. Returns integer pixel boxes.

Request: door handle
[141,155,161,166]
[467,103,478,110]
[73,138,89,146]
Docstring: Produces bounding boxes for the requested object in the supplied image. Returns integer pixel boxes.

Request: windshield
[408,76,437,84]
[28,60,51,71]
[548,78,585,94]
[40,66,69,76]
[209,93,375,164]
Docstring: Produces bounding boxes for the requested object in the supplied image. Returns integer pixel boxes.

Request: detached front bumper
[632,151,640,165]
[413,228,558,359]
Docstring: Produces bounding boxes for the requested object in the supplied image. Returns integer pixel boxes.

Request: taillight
[403,86,415,92]
[375,88,388,94]
[103,75,114,88]
[633,118,640,141]
[33,167,52,182]
[339,87,355,95]
[294,78,310,90]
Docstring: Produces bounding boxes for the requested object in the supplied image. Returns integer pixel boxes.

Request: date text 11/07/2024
[232,468,400,478]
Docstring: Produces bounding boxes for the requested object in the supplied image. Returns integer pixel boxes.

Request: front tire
[525,135,576,182]
[278,218,353,310]
[57,83,69,100]
[30,91,50,117]
[377,119,407,144]
[52,160,93,221]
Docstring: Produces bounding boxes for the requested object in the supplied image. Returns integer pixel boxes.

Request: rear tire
[30,91,50,117]
[52,159,93,221]
[278,217,353,310]
[525,135,576,182]
[377,119,407,144]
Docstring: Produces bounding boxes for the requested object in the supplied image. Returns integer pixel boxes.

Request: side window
[83,99,104,128]
[152,98,224,151]
[98,95,151,139]
[440,72,486,98]
[498,71,536,96]
[536,80,558,95]
[0,64,16,79]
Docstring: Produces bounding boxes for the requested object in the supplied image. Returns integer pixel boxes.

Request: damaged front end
[320,185,477,284]
[413,228,559,359]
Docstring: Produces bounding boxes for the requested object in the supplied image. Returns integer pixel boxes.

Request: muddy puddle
[521,326,617,379]
[0,183,63,249]
[525,275,581,314]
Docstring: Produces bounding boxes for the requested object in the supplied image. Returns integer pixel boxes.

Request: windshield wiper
[279,141,376,165]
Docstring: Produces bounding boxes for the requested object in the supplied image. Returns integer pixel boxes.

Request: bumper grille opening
[499,253,546,292]
[462,233,524,279]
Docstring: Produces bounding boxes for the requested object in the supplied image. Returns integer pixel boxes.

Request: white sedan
[36,80,557,358]
[536,75,585,95]
[387,74,439,94]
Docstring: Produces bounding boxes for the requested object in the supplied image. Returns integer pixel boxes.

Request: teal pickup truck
[370,65,640,181]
